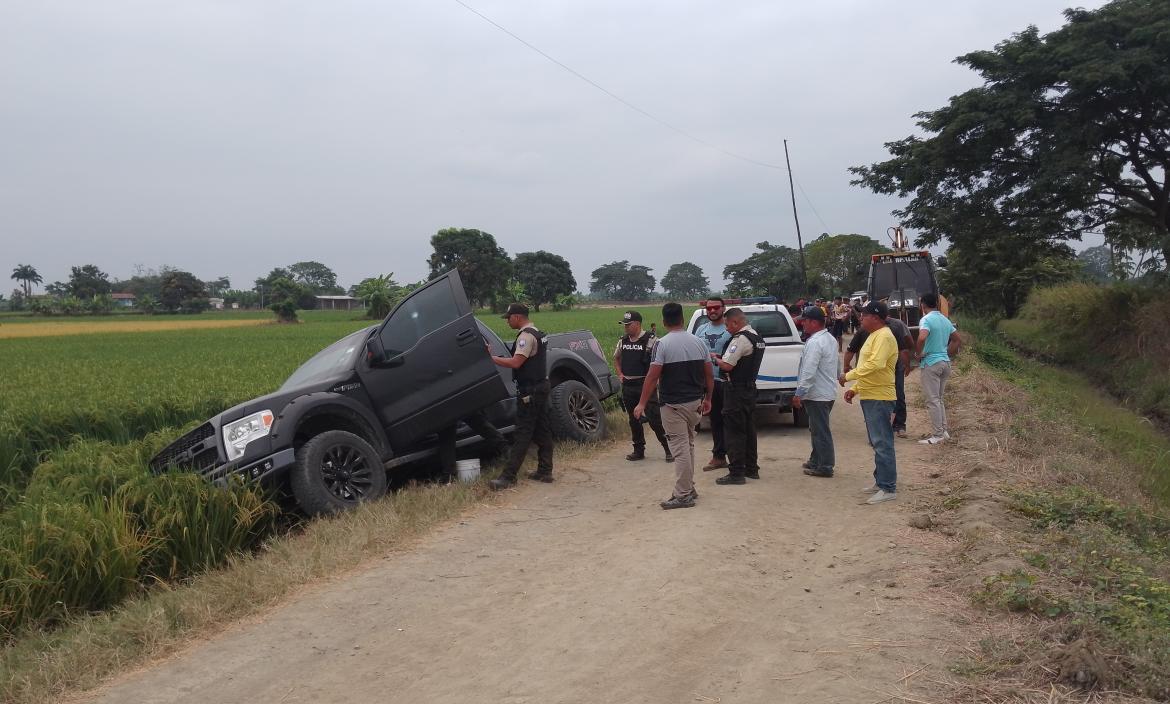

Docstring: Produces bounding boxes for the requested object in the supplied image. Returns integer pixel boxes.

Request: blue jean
[861,400,897,492]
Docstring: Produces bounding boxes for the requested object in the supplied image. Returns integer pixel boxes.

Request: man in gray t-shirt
[635,302,714,510]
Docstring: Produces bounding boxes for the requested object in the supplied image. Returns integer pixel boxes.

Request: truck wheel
[291,430,387,516]
[548,380,606,443]
[792,406,810,428]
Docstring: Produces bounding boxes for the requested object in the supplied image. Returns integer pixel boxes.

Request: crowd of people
[479,295,960,511]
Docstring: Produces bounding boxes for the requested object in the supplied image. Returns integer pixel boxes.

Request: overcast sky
[1,0,1106,294]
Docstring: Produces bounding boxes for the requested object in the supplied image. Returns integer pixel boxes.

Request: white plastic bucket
[455,458,481,482]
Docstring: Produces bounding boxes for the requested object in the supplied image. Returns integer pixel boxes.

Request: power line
[451,0,787,171]
[794,177,831,234]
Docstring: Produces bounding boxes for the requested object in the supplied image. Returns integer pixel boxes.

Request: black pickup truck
[150,271,617,515]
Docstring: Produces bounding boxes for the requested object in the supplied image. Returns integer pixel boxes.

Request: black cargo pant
[709,379,727,459]
[892,361,907,432]
[622,381,670,454]
[722,384,758,478]
[501,381,553,480]
[438,410,508,477]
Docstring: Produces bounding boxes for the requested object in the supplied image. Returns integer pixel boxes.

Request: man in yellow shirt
[840,301,899,504]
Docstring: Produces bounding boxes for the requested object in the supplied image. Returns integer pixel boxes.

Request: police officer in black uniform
[613,311,673,463]
[488,303,554,490]
[713,307,767,485]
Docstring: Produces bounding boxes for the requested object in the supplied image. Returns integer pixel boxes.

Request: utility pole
[783,139,808,293]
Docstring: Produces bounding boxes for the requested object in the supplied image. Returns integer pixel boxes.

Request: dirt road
[86,396,964,704]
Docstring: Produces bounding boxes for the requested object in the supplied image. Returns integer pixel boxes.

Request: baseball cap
[619,310,642,325]
[800,306,825,322]
[501,303,529,318]
[861,300,889,319]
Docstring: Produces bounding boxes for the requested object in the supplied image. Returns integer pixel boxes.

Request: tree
[427,228,512,309]
[588,261,656,301]
[852,0,1170,287]
[661,262,710,300]
[10,264,42,298]
[255,267,293,290]
[205,276,232,297]
[66,265,111,300]
[941,234,1080,317]
[804,234,888,295]
[267,277,306,323]
[513,251,576,312]
[1071,244,1118,281]
[723,242,805,300]
[288,261,341,294]
[8,289,23,311]
[353,274,404,319]
[158,270,209,313]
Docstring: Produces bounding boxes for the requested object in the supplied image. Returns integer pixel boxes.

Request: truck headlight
[223,410,274,461]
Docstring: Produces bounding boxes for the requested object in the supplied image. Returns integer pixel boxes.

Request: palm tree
[11,264,43,298]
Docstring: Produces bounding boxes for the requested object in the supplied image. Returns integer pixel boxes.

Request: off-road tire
[791,406,810,428]
[548,380,606,443]
[291,430,387,516]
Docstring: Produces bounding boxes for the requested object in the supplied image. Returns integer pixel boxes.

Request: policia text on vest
[713,309,767,483]
[613,311,672,462]
[488,304,554,490]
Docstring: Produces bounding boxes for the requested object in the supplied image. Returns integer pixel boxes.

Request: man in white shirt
[791,306,840,478]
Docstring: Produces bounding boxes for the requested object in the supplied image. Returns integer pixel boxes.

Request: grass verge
[0,411,627,704]
[944,318,1170,700]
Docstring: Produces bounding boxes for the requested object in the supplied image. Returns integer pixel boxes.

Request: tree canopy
[427,228,512,309]
[10,264,42,298]
[159,270,210,314]
[513,251,576,312]
[804,234,888,295]
[852,0,1170,312]
[589,261,656,301]
[723,243,804,301]
[66,265,112,300]
[288,261,341,294]
[661,262,710,300]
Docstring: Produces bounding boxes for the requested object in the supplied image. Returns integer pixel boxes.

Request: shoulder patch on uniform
[728,344,737,354]
[518,339,526,348]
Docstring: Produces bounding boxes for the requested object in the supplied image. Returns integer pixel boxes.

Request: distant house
[315,295,363,311]
[208,297,225,310]
[111,292,136,308]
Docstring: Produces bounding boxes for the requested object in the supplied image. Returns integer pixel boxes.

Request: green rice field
[0,305,666,636]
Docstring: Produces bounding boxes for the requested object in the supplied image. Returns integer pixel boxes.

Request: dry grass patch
[0,319,267,339]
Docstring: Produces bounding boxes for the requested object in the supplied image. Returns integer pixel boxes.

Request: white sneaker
[918,436,946,445]
[859,484,879,494]
[944,431,952,440]
[866,489,897,505]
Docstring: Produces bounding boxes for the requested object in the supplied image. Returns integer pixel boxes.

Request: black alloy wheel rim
[320,444,375,502]
[567,389,600,433]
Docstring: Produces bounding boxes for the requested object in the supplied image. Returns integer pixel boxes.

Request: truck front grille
[150,423,220,474]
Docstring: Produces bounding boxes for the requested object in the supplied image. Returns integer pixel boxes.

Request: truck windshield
[281,329,369,390]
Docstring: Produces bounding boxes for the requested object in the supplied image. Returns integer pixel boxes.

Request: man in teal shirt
[914,294,960,445]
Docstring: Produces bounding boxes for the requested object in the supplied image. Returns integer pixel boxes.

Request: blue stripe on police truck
[757,374,798,382]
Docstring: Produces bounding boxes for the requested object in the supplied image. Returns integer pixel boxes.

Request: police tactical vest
[727,329,766,389]
[619,331,655,378]
[513,326,548,389]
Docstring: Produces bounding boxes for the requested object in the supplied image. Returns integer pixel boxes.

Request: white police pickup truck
[687,297,809,427]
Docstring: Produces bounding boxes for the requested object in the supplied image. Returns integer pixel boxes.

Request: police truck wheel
[291,430,387,516]
[792,406,810,428]
[549,380,606,443]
